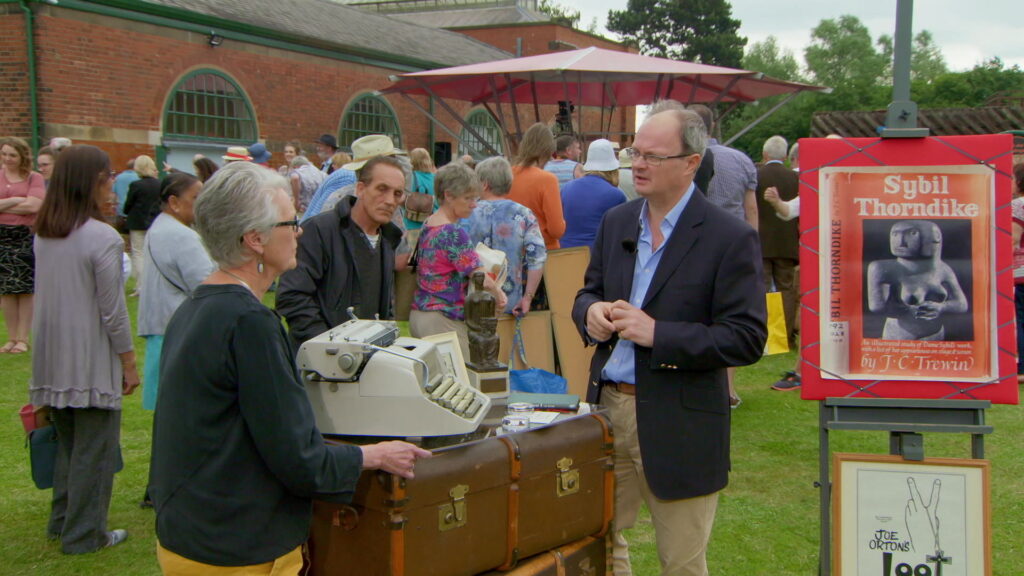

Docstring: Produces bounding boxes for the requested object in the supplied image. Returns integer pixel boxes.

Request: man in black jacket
[277,155,405,352]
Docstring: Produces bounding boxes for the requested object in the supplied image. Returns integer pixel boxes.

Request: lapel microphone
[622,238,637,254]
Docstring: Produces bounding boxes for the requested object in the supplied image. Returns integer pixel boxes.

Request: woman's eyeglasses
[273,219,301,233]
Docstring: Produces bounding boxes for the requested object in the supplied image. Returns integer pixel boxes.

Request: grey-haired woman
[149,161,429,572]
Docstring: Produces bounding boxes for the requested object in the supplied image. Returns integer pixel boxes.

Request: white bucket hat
[341,135,401,171]
[583,139,619,171]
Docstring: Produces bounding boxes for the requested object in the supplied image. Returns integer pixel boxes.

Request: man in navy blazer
[573,107,767,576]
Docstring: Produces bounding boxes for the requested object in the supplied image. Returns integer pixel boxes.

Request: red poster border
[798,135,1018,404]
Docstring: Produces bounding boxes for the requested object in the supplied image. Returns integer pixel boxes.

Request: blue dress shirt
[601,183,695,385]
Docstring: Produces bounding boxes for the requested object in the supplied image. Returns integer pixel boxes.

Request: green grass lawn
[1,291,1021,575]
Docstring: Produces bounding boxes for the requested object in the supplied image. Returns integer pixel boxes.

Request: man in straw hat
[276,154,407,351]
[317,135,406,217]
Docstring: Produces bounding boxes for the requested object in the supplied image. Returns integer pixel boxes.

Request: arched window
[339,94,401,149]
[459,109,504,158]
[163,70,256,142]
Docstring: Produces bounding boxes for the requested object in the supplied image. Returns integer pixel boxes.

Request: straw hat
[618,147,632,169]
[341,135,401,171]
[583,139,619,171]
[222,146,252,162]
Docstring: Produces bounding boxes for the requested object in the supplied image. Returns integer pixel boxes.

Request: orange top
[508,165,564,250]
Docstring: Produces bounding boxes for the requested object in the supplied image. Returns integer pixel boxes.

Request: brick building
[1,0,634,172]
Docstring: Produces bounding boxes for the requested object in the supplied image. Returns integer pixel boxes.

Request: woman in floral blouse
[462,157,546,316]
[410,162,507,358]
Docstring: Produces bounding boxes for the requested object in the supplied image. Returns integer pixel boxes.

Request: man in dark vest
[756,135,800,349]
[277,155,405,352]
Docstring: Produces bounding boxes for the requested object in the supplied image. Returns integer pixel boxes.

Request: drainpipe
[18,0,41,152]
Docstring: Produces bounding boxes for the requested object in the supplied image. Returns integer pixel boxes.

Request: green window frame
[459,109,503,158]
[339,94,402,149]
[163,70,256,143]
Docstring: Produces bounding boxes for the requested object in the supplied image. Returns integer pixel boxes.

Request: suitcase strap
[498,435,522,570]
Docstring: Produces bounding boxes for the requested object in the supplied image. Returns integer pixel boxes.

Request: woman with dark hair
[150,162,429,571]
[138,173,214,412]
[123,155,161,292]
[31,144,139,553]
[0,136,46,354]
[36,145,55,187]
[192,156,219,183]
[507,123,565,250]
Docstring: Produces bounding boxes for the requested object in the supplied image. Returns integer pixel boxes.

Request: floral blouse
[460,199,547,313]
[412,223,480,320]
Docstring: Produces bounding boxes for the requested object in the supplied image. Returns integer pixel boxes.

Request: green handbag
[28,425,57,490]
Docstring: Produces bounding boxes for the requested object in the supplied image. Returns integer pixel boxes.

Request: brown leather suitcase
[309,412,614,576]
[477,535,608,576]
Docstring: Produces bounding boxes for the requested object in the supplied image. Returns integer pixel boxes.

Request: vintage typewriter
[297,317,491,437]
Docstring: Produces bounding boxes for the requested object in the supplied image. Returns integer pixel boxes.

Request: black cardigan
[150,284,364,566]
[123,176,161,231]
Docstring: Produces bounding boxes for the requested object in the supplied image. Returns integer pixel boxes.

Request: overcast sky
[576,0,1024,72]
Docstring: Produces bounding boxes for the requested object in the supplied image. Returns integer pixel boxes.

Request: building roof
[390,5,547,27]
[812,106,1024,137]
[138,0,512,68]
[325,0,548,29]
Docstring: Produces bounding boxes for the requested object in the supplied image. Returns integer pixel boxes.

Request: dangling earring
[257,258,264,275]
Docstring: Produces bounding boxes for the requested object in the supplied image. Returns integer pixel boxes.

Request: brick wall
[454,23,630,57]
[0,10,31,139]
[5,7,634,172]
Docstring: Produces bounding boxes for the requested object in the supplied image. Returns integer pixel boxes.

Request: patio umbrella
[381,46,827,107]
[379,47,828,155]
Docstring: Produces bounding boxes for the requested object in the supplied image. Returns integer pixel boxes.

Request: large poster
[819,166,994,383]
[799,135,1018,403]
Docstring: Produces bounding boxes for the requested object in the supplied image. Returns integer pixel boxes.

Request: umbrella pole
[577,71,584,139]
[505,73,523,146]
[722,92,799,146]
[413,79,499,156]
[530,73,540,123]
[488,77,514,155]
[398,93,487,158]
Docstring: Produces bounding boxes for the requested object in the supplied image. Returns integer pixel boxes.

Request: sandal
[9,340,29,354]
[0,341,15,354]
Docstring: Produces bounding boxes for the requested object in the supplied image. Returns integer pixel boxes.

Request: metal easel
[813,2,997,574]
[816,398,992,575]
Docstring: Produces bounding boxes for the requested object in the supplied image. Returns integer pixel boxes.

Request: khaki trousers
[604,386,719,576]
[157,543,304,575]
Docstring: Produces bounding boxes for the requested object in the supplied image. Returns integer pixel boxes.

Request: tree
[804,15,888,95]
[607,0,747,68]
[914,58,1024,108]
[742,36,802,80]
[538,0,580,29]
[877,30,948,84]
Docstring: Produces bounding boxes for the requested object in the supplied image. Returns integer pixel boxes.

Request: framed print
[799,135,1018,404]
[833,453,990,576]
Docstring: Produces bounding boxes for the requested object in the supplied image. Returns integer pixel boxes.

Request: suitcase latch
[556,457,580,497]
[438,484,469,531]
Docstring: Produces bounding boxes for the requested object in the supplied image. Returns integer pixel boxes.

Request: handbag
[28,425,58,490]
[509,317,567,394]
[404,173,435,223]
[763,291,790,355]
[26,422,126,490]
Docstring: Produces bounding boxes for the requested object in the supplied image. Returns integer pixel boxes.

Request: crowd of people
[3,113,1021,576]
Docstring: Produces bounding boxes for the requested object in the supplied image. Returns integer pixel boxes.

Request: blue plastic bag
[508,317,567,394]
